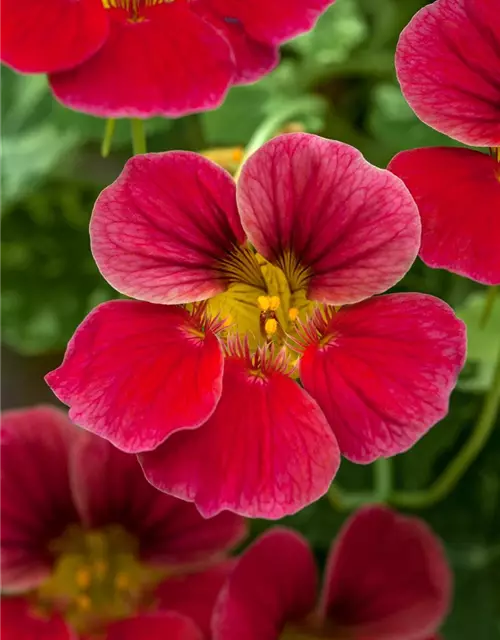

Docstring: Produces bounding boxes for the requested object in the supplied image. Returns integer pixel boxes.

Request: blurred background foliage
[1,0,499,637]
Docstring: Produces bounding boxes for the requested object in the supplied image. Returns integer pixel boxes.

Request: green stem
[101,118,116,158]
[391,342,500,509]
[130,118,147,155]
[480,286,498,328]
[327,458,393,512]
[234,96,325,180]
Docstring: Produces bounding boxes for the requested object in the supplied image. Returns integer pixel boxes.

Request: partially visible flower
[0,406,245,639]
[201,147,245,175]
[46,133,466,520]
[391,0,500,284]
[213,506,452,640]
[1,0,335,118]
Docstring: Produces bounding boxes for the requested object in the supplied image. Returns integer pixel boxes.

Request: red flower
[0,406,245,639]
[1,0,335,118]
[213,506,452,640]
[390,0,500,284]
[46,133,466,519]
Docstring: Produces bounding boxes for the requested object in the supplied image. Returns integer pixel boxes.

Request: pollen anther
[264,318,278,336]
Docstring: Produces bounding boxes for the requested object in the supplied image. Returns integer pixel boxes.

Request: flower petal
[389,147,500,285]
[46,301,224,454]
[1,407,79,592]
[204,0,336,45]
[321,506,451,639]
[140,354,340,518]
[195,8,278,83]
[1,597,74,640]
[49,4,234,118]
[1,0,108,74]
[213,529,318,640]
[106,612,203,640]
[70,433,245,562]
[155,563,233,637]
[91,152,245,304]
[237,134,420,306]
[299,294,466,463]
[395,0,500,147]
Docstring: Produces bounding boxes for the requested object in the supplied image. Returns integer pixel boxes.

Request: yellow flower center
[102,0,174,22]
[35,525,164,635]
[210,247,315,350]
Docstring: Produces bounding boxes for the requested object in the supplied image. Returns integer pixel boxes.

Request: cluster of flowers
[1,407,450,639]
[1,0,498,636]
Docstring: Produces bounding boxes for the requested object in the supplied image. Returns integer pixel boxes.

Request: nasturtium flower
[46,133,466,520]
[212,505,451,640]
[390,0,500,284]
[0,406,245,639]
[1,0,335,118]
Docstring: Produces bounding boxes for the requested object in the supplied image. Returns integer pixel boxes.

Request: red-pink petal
[237,133,420,306]
[321,506,452,639]
[106,612,203,640]
[1,407,79,592]
[395,0,500,147]
[46,301,224,454]
[389,147,500,285]
[213,529,318,640]
[195,7,278,83]
[70,433,245,563]
[140,354,340,518]
[49,4,234,118]
[204,0,336,45]
[155,563,233,637]
[299,294,466,463]
[90,152,244,304]
[1,597,74,640]
[1,0,108,74]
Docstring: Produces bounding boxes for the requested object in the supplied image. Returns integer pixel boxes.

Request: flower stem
[327,458,393,511]
[480,285,498,328]
[391,341,500,509]
[130,118,147,155]
[234,96,325,180]
[101,118,116,158]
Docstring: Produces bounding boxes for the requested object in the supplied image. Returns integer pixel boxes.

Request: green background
[2,0,499,636]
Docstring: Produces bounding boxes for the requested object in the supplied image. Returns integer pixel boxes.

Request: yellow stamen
[258,295,281,311]
[288,307,299,322]
[76,595,92,611]
[76,568,91,589]
[115,572,130,590]
[264,318,278,336]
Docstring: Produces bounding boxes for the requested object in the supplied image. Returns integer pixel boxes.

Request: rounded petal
[49,4,234,118]
[321,506,452,639]
[1,597,74,640]
[155,563,233,637]
[389,147,500,285]
[45,301,224,454]
[237,134,420,306]
[1,407,79,592]
[195,7,278,83]
[140,353,340,519]
[213,529,318,640]
[395,0,500,147]
[70,433,245,562]
[1,0,108,74]
[91,152,245,304]
[204,0,336,45]
[106,612,203,640]
[299,294,466,463]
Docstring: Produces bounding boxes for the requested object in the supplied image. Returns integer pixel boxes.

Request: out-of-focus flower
[1,0,336,118]
[200,147,245,175]
[0,406,246,639]
[46,133,466,520]
[390,0,500,284]
[213,506,452,640]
